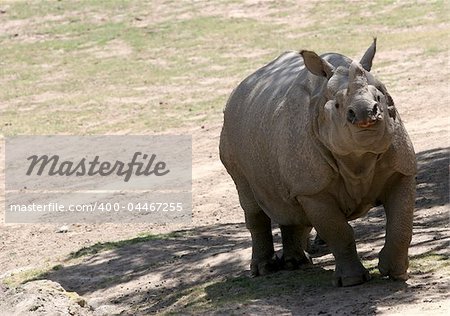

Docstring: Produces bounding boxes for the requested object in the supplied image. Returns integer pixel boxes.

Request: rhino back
[224,51,302,122]
[221,52,303,175]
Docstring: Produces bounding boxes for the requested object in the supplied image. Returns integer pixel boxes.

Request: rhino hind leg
[236,182,279,276]
[280,225,312,270]
[247,212,280,277]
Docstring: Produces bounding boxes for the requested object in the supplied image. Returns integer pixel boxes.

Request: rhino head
[301,39,396,156]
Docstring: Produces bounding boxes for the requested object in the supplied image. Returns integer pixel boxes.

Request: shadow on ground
[415,147,449,209]
[351,147,449,258]
[39,147,448,314]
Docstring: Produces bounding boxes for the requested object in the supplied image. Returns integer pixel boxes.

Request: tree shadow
[36,147,448,314]
[415,147,449,209]
[413,147,449,243]
[201,146,449,315]
[41,223,252,313]
[350,147,449,258]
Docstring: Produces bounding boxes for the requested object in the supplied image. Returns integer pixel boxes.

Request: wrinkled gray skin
[219,40,416,287]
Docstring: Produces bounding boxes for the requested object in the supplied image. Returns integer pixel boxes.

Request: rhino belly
[250,182,310,226]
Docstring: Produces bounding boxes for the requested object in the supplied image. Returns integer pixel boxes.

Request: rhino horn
[348,61,368,96]
[300,50,334,79]
[360,38,377,72]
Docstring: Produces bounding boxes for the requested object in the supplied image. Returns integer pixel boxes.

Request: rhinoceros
[219,39,416,287]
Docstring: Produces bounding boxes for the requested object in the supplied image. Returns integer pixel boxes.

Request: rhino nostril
[372,103,378,115]
[347,109,356,124]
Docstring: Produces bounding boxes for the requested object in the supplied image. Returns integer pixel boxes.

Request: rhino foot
[333,262,371,287]
[333,272,371,287]
[378,247,409,282]
[250,254,280,277]
[281,252,312,270]
[383,271,409,281]
[378,264,409,281]
[307,235,330,256]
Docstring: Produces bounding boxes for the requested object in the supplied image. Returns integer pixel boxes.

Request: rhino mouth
[349,124,393,153]
[355,128,379,133]
[350,122,384,138]
[357,121,377,128]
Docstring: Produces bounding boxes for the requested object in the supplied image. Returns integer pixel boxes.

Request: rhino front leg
[379,174,415,280]
[280,224,312,269]
[299,195,370,287]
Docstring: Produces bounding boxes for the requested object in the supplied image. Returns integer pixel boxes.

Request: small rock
[57,225,69,233]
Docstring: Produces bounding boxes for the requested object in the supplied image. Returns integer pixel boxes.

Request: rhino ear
[360,38,377,72]
[375,82,396,119]
[300,50,334,79]
[383,90,396,120]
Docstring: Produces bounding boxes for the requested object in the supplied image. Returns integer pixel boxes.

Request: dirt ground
[0,5,449,314]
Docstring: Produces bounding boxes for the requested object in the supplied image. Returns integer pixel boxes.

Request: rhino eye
[376,95,381,102]
[335,102,340,109]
